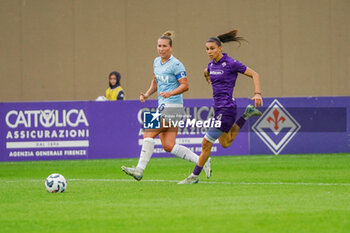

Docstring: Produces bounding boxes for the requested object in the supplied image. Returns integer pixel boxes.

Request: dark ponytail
[207,29,246,46]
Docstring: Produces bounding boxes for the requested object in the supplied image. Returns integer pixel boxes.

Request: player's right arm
[140,76,157,103]
[204,68,211,84]
[243,67,263,107]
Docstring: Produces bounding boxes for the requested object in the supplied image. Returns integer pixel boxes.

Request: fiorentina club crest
[252,99,301,155]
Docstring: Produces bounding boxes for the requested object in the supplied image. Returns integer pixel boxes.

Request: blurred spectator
[104,71,125,100]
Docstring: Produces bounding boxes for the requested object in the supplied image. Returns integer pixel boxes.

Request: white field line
[1,178,350,186]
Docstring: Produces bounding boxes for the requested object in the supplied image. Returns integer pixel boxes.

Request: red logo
[267,109,286,131]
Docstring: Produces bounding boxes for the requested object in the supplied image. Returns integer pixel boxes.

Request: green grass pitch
[0,154,349,233]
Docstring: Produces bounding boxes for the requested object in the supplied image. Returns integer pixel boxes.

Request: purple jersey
[207,53,247,108]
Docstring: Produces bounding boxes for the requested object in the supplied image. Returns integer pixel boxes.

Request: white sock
[170,144,199,163]
[136,138,155,171]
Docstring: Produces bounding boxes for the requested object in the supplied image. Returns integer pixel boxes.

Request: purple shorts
[214,106,237,133]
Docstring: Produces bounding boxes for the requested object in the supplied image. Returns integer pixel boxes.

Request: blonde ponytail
[163,30,175,40]
[159,30,175,46]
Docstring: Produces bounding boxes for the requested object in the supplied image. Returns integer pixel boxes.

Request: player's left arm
[243,67,263,107]
[159,77,189,98]
[117,91,125,100]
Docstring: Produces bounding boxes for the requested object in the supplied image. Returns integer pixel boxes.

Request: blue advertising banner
[0,97,349,162]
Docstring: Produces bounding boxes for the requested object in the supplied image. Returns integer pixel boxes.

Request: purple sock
[192,164,203,176]
[235,116,246,129]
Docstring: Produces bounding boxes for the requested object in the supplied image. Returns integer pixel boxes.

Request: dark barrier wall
[0,0,349,102]
[0,97,349,162]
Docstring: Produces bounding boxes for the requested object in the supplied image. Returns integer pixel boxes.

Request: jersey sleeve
[117,90,125,100]
[174,61,187,80]
[230,59,247,74]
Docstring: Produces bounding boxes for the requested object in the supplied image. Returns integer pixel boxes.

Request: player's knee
[219,139,232,148]
[221,143,230,148]
[202,139,212,152]
[163,143,174,153]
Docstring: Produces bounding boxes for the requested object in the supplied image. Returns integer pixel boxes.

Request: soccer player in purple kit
[179,29,263,184]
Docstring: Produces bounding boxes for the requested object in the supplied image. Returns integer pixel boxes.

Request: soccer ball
[45,173,67,193]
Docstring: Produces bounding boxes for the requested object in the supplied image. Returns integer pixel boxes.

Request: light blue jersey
[153,55,187,105]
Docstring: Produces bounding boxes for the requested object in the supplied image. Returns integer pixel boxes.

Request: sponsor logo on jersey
[156,75,169,83]
[209,70,224,75]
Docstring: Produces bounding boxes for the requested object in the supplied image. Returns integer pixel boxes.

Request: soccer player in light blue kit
[122,31,211,181]
[179,29,263,184]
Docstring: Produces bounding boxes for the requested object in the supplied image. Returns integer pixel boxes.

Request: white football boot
[178,174,199,184]
[244,105,262,118]
[121,166,143,181]
[203,158,212,179]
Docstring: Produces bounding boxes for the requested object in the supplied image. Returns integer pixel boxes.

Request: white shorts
[158,103,185,123]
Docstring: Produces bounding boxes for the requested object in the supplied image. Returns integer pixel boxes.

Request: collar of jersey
[213,53,227,64]
[160,55,173,65]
